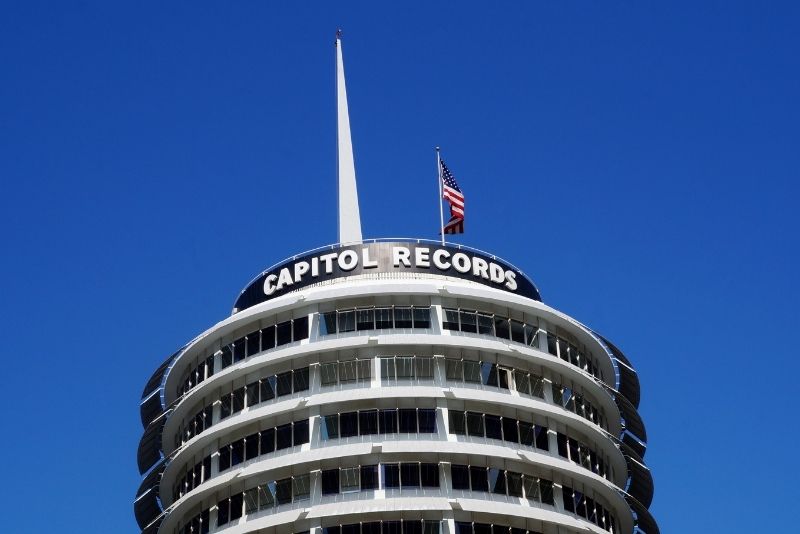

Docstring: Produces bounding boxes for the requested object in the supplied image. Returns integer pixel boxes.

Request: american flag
[441,159,465,234]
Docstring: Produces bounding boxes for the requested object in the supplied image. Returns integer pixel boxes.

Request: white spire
[335,31,363,244]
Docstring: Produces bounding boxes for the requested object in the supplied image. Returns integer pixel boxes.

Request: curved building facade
[135,239,658,534]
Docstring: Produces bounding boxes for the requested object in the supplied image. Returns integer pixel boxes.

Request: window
[293,316,309,341]
[361,464,379,490]
[245,432,259,460]
[260,376,276,401]
[216,497,229,526]
[413,307,431,328]
[481,362,498,386]
[510,320,525,343]
[246,331,260,357]
[358,359,371,381]
[379,409,398,434]
[443,308,460,330]
[233,339,245,362]
[488,468,506,494]
[415,357,434,379]
[466,411,484,436]
[246,382,259,407]
[485,415,502,440]
[524,323,538,346]
[449,410,466,435]
[339,360,358,382]
[260,428,275,454]
[294,419,309,445]
[477,313,493,335]
[463,360,481,383]
[232,387,245,413]
[322,469,339,495]
[276,371,293,396]
[321,414,339,440]
[420,463,439,487]
[259,483,275,509]
[244,488,258,514]
[359,410,378,435]
[261,325,276,350]
[507,471,523,497]
[524,477,541,503]
[340,466,360,492]
[382,463,400,488]
[470,466,488,492]
[502,417,518,443]
[276,320,292,345]
[293,367,309,391]
[320,312,337,335]
[338,310,356,333]
[446,359,463,380]
[221,345,232,368]
[276,423,292,449]
[275,478,292,505]
[293,474,310,501]
[451,464,470,489]
[321,362,338,386]
[418,409,436,433]
[357,309,375,330]
[460,310,477,333]
[380,357,395,380]
[494,317,510,339]
[219,445,231,471]
[375,307,393,328]
[340,411,358,437]
[220,394,232,419]
[394,307,413,328]
[396,357,414,379]
[399,409,417,433]
[229,493,242,521]
[401,463,420,487]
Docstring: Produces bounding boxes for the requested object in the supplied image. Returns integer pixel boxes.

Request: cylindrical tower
[135,240,658,534]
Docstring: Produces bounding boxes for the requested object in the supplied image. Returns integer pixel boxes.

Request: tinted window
[399,409,417,433]
[413,307,431,328]
[470,466,488,492]
[420,463,439,487]
[379,409,398,434]
[443,308,459,330]
[418,409,436,433]
[460,310,477,333]
[260,376,276,401]
[356,309,374,330]
[276,321,292,345]
[401,463,420,487]
[394,307,412,328]
[494,317,510,339]
[451,464,470,489]
[375,307,393,329]
[449,410,466,435]
[293,419,309,445]
[321,414,339,440]
[276,424,292,449]
[293,367,309,392]
[293,316,309,341]
[359,410,378,435]
[485,415,502,440]
[502,417,518,443]
[338,310,355,333]
[275,478,292,505]
[261,325,276,350]
[321,469,339,495]
[260,428,275,454]
[382,463,400,488]
[246,331,260,356]
[276,371,293,396]
[361,464,379,490]
[320,312,337,335]
[340,411,358,437]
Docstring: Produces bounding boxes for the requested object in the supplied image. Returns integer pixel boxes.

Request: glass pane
[276,321,292,345]
[260,376,276,401]
[246,382,259,407]
[477,313,494,335]
[379,409,398,434]
[261,325,276,350]
[245,433,259,460]
[466,412,484,437]
[514,371,530,395]
[361,464,379,490]
[260,428,275,454]
[293,474,310,501]
[321,469,339,495]
[524,476,541,502]
[244,488,258,513]
[394,307,412,328]
[449,410,466,435]
[320,312,337,335]
[494,317,510,339]
[356,308,375,330]
[294,419,309,445]
[275,478,292,505]
[341,466,360,492]
[321,362,338,386]
[338,310,356,333]
[519,421,534,446]
[401,462,420,487]
[488,468,506,494]
[246,331,260,357]
[413,307,431,328]
[293,367,309,391]
[459,310,477,333]
[359,410,378,435]
[221,345,232,368]
[485,415,502,440]
[375,307,393,329]
[396,357,414,379]
[380,357,395,380]
[399,408,417,433]
[339,360,358,382]
[293,316,309,341]
[258,483,275,509]
[524,324,538,346]
[321,414,339,440]
[507,471,523,497]
[423,521,441,534]
[340,411,358,437]
[420,463,439,487]
[463,360,481,383]
[531,376,544,398]
[276,424,292,449]
[451,464,470,489]
[502,417,518,443]
[481,362,498,386]
[510,320,525,343]
[232,387,245,413]
[446,359,463,381]
[442,308,460,330]
[230,493,243,521]
[418,409,436,433]
[233,339,245,362]
[382,463,400,488]
[358,359,371,381]
[470,466,488,492]
[415,357,434,379]
[276,371,293,396]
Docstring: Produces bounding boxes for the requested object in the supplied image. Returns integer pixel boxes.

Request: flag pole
[436,146,445,245]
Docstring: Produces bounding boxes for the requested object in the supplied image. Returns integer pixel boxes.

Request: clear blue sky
[1,2,798,533]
